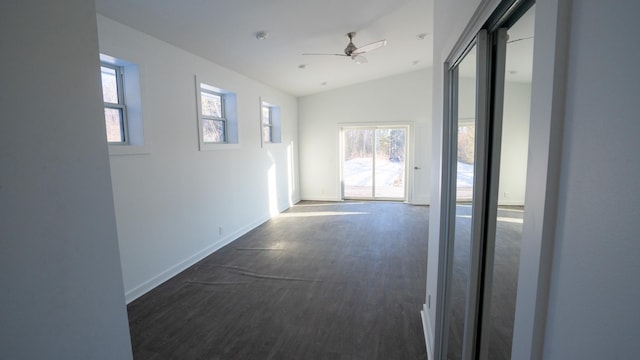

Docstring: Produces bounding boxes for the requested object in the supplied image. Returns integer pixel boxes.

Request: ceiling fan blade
[302,53,349,57]
[352,39,387,55]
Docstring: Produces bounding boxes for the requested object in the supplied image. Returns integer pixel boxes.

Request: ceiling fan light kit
[303,31,387,64]
[352,55,368,64]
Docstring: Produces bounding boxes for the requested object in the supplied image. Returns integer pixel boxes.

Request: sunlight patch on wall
[268,163,279,216]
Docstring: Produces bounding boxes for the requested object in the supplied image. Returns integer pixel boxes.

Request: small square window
[201,92,223,118]
[104,108,124,142]
[202,119,225,143]
[195,78,239,150]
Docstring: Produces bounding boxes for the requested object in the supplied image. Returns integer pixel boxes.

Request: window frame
[259,98,282,146]
[199,87,227,144]
[101,62,129,144]
[195,77,239,150]
[262,104,273,143]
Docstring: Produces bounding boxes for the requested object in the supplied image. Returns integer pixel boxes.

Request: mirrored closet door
[439,1,535,359]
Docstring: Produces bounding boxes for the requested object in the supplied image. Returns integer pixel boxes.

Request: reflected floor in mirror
[447,205,523,360]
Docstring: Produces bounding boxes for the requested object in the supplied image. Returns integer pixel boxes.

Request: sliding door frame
[439,29,492,360]
[435,1,540,359]
[432,0,571,358]
[339,123,411,202]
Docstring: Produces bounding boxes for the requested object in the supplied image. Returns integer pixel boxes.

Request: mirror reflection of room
[445,5,535,359]
[485,5,535,360]
[447,42,478,360]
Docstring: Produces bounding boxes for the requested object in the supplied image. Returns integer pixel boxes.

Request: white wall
[499,81,530,205]
[97,15,300,302]
[542,1,640,358]
[298,69,432,204]
[0,1,132,358]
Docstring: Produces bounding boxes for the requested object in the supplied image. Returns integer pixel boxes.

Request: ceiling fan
[303,32,387,64]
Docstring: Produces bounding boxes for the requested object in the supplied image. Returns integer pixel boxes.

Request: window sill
[108,144,151,156]
[199,143,242,151]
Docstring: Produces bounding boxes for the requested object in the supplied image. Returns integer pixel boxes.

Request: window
[260,99,281,145]
[196,78,238,149]
[99,53,146,155]
[101,63,127,143]
[200,89,226,143]
[262,105,272,143]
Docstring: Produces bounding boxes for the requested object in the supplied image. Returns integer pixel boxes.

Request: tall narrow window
[260,99,281,145]
[101,63,127,143]
[262,105,272,143]
[199,87,226,143]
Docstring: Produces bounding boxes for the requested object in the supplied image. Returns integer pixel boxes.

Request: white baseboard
[497,200,525,206]
[301,195,429,205]
[300,195,342,202]
[124,213,273,304]
[411,195,430,205]
[422,305,434,360]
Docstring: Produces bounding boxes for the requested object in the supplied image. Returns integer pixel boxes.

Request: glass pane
[203,119,225,143]
[374,128,406,198]
[343,128,373,198]
[262,106,271,125]
[457,124,475,201]
[104,107,124,142]
[101,66,118,103]
[263,125,272,143]
[201,91,222,118]
[486,6,534,360]
[447,43,477,360]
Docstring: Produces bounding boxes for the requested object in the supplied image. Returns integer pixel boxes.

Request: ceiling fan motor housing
[345,43,357,56]
[344,32,358,56]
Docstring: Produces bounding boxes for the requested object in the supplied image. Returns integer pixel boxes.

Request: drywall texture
[298,69,432,204]
[542,1,640,358]
[97,15,300,302]
[0,1,132,359]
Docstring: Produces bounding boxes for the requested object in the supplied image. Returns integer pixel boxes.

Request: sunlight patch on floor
[278,211,369,218]
[456,214,523,224]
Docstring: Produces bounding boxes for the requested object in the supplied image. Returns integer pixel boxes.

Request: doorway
[341,126,408,201]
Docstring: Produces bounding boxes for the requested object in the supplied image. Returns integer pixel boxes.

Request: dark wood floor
[127,201,429,359]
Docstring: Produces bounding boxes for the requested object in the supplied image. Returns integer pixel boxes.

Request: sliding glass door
[342,126,407,200]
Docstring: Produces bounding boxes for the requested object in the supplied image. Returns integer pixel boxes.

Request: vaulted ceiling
[95,0,434,97]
